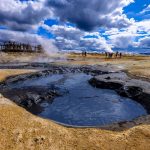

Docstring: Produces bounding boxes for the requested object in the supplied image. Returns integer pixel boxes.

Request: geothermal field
[1,0,150,149]
[0,52,150,149]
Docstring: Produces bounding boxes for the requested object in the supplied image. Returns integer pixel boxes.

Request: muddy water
[4,73,147,126]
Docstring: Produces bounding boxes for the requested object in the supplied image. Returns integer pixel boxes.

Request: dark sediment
[0,65,111,110]
[0,64,150,129]
[89,72,150,113]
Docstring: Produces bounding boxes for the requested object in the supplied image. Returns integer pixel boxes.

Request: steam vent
[0,41,44,53]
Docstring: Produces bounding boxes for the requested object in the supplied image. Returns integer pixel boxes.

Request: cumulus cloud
[139,37,150,48]
[42,24,113,52]
[136,20,150,35]
[0,0,149,53]
[46,0,134,31]
[0,0,50,31]
[103,19,150,49]
[43,20,150,51]
[42,24,82,50]
[80,37,113,52]
[109,34,135,48]
[105,27,137,48]
[0,0,134,32]
[140,4,150,14]
[43,24,84,41]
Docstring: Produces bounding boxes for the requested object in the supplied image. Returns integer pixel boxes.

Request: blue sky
[0,0,150,53]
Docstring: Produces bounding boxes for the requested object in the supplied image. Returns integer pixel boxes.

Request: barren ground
[66,53,150,79]
[0,52,150,150]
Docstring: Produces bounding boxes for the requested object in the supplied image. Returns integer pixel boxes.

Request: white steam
[37,38,59,55]
[0,29,59,55]
[103,45,113,53]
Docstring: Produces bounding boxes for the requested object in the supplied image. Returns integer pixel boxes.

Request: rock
[13,96,22,104]
[27,93,41,104]
[89,72,150,113]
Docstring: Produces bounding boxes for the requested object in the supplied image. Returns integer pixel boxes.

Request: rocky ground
[0,52,150,150]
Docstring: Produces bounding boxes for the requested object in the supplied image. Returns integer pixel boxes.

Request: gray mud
[0,64,149,127]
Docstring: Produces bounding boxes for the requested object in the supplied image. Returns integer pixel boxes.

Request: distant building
[0,41,44,53]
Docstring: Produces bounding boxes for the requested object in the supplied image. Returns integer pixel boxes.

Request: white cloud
[46,0,134,31]
[0,0,149,53]
[0,0,51,31]
[138,37,150,48]
[140,4,150,14]
[104,19,150,49]
[42,24,113,52]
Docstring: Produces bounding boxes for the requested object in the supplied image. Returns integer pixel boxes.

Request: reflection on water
[37,73,147,126]
[6,73,147,126]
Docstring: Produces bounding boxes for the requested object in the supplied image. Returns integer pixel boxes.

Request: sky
[0,0,150,53]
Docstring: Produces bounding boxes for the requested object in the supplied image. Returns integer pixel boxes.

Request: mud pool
[2,73,147,126]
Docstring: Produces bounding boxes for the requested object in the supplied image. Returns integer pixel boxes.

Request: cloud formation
[0,0,50,31]
[42,24,113,52]
[0,0,149,53]
[139,37,150,48]
[140,4,150,14]
[0,0,134,32]
[46,0,134,31]
[103,19,150,49]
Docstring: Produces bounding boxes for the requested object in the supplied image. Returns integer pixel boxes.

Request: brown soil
[0,69,38,82]
[1,98,150,150]
[0,52,150,150]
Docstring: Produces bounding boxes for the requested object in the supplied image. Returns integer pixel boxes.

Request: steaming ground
[0,52,150,79]
[0,52,66,63]
[0,52,150,149]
